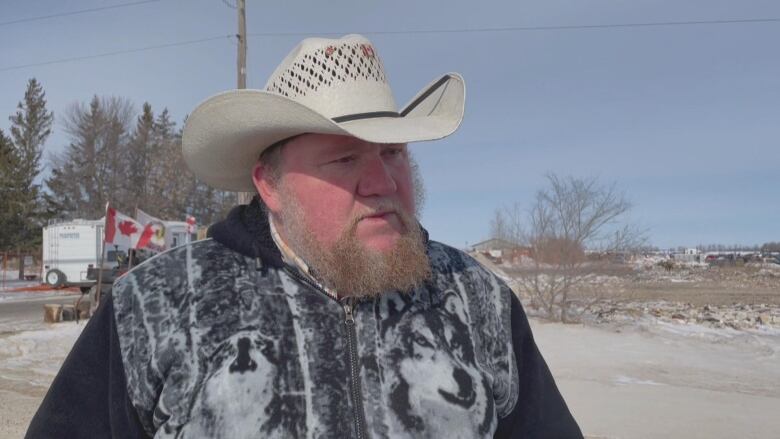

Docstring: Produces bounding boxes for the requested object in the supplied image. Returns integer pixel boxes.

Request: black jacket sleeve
[494,294,583,438]
[25,295,151,439]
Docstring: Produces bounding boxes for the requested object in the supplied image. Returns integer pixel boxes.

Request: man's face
[271,133,417,253]
[254,133,430,297]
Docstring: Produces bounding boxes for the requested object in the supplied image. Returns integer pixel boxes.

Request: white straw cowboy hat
[182,34,465,192]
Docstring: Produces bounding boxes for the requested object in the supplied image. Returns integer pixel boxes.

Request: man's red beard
[275,196,431,299]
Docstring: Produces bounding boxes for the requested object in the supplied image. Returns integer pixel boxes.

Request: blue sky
[1,0,778,249]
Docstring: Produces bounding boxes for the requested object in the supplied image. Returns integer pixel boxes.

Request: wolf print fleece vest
[26,201,582,439]
[112,238,519,438]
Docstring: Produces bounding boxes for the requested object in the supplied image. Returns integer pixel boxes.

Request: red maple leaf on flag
[118,220,138,237]
[105,207,117,243]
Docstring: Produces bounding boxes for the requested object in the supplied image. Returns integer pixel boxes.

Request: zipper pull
[343,300,355,324]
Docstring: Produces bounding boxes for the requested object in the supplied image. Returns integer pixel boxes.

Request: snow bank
[0,322,84,388]
[532,318,780,439]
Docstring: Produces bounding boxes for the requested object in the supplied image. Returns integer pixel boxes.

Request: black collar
[207,197,285,268]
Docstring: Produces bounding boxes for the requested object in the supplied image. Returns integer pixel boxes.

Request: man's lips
[356,211,406,238]
[363,211,395,219]
[361,210,396,220]
[359,211,404,231]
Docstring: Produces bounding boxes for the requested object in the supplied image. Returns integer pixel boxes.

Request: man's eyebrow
[318,140,401,160]
[320,140,365,156]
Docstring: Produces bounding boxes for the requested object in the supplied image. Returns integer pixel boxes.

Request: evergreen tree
[4,78,54,250]
[147,108,177,216]
[0,129,20,250]
[126,103,155,210]
[0,129,13,187]
[42,94,239,230]
[9,78,53,191]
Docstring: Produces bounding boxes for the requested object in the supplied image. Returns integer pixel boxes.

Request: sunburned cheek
[290,185,354,241]
[305,210,349,245]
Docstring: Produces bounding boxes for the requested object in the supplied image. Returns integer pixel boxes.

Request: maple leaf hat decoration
[181,34,465,191]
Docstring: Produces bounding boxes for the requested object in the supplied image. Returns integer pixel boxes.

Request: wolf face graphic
[180,330,304,439]
[380,291,495,438]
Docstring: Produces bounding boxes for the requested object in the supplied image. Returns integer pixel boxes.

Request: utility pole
[236,0,253,204]
[237,0,247,90]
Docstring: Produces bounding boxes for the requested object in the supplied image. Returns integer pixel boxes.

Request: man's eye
[383,147,403,157]
[332,155,356,164]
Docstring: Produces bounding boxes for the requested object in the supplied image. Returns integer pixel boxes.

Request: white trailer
[41,219,193,289]
[41,219,129,289]
[164,221,192,249]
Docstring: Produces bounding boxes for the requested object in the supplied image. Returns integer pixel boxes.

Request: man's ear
[252,162,282,213]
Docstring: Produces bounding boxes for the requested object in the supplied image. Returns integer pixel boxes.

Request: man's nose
[357,154,397,197]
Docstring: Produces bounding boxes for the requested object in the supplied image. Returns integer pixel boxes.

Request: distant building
[672,248,701,263]
[470,238,530,264]
[471,238,515,252]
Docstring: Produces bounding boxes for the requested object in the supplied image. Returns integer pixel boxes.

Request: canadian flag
[136,209,167,253]
[105,204,143,248]
[185,215,197,234]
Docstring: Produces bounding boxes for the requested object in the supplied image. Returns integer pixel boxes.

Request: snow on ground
[0,321,85,437]
[0,323,84,388]
[0,291,778,438]
[533,318,780,439]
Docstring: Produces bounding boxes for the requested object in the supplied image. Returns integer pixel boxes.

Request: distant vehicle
[41,218,194,291]
[85,262,127,302]
[41,219,130,291]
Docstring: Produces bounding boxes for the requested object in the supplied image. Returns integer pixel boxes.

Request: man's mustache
[347,200,414,232]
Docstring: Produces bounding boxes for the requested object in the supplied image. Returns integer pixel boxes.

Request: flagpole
[186,215,195,245]
[95,202,109,308]
[127,205,138,270]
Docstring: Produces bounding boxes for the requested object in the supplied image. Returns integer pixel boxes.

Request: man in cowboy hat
[27,35,582,438]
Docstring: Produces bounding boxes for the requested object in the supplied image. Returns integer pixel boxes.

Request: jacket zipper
[343,298,368,439]
[282,266,368,438]
[282,266,337,303]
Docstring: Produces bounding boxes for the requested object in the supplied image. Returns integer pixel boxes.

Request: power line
[2,17,779,73]
[248,17,780,37]
[0,0,160,27]
[0,35,232,72]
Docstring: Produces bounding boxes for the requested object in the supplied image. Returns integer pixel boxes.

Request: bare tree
[489,208,509,242]
[45,96,133,219]
[502,174,646,322]
[761,242,780,253]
